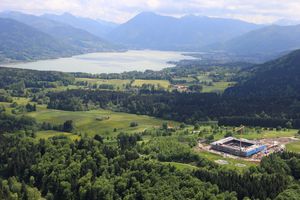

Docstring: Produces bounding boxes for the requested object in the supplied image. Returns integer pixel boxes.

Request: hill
[0,11,117,53]
[225,49,300,98]
[42,12,118,38]
[107,12,260,51]
[0,18,76,62]
[215,25,300,56]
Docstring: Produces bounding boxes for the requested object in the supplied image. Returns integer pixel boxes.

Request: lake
[4,50,194,74]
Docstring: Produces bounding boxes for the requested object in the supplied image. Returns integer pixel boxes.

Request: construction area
[197,137,298,162]
[211,137,266,157]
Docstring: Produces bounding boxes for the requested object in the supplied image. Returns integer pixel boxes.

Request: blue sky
[0,0,299,24]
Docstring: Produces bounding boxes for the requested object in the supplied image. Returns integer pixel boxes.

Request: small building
[211,137,266,157]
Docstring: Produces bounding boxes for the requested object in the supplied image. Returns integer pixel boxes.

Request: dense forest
[0,114,300,199]
[0,67,74,89]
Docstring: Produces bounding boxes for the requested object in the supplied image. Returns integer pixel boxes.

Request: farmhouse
[211,137,266,157]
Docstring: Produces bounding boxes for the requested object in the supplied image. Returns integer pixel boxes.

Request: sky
[0,0,300,24]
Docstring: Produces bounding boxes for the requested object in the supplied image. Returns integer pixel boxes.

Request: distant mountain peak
[137,11,158,16]
[108,12,260,51]
[41,12,118,37]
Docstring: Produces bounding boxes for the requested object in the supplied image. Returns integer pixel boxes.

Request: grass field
[132,79,170,88]
[36,130,80,140]
[210,129,298,141]
[196,150,257,171]
[27,106,176,137]
[197,73,212,82]
[173,77,196,83]
[286,141,300,153]
[202,81,236,93]
[76,78,131,90]
[238,130,298,140]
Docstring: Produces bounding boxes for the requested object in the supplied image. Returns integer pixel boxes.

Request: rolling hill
[107,12,260,51]
[215,25,300,56]
[0,11,117,53]
[0,18,76,62]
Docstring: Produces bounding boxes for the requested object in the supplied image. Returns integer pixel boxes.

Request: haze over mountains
[0,12,116,53]
[42,12,118,38]
[107,12,261,51]
[2,10,300,62]
[211,24,300,56]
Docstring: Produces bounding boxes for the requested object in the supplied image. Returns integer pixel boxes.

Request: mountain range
[42,12,118,38]
[0,18,77,63]
[0,11,118,57]
[212,24,300,56]
[107,12,261,51]
[2,11,300,63]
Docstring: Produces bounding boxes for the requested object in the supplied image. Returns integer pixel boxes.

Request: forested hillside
[0,67,74,89]
[226,49,300,97]
[0,11,118,62]
[0,18,75,63]
[0,114,299,199]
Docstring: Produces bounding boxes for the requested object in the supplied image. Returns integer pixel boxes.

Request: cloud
[0,0,299,23]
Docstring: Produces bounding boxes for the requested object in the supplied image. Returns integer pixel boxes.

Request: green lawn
[132,79,170,89]
[286,141,300,153]
[27,106,176,137]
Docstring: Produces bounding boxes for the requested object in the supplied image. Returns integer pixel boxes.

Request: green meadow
[196,151,257,171]
[202,81,236,93]
[27,105,176,137]
[35,130,81,140]
[132,79,171,88]
[76,78,131,89]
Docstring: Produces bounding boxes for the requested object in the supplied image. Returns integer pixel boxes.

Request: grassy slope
[132,79,170,88]
[27,105,176,137]
[202,81,236,93]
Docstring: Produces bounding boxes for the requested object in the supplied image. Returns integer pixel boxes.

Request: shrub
[130,122,138,127]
